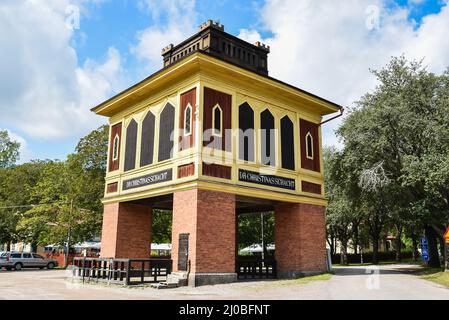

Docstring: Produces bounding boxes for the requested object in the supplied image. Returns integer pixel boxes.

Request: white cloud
[238,0,449,148]
[0,0,123,140]
[131,0,198,72]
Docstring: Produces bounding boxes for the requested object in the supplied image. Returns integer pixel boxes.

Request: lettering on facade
[123,169,173,191]
[238,169,296,191]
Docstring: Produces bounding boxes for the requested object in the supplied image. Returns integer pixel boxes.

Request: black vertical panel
[158,103,175,162]
[260,109,275,166]
[214,106,221,133]
[281,116,295,170]
[307,134,314,158]
[140,111,155,167]
[124,119,138,172]
[239,103,255,162]
[178,233,189,271]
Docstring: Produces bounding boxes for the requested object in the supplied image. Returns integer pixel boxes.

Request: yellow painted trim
[102,179,327,207]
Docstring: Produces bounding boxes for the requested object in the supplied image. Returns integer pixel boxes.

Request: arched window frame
[212,104,223,137]
[112,134,120,161]
[306,132,314,160]
[184,103,193,136]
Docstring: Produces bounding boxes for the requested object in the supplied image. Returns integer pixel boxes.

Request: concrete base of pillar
[188,273,237,287]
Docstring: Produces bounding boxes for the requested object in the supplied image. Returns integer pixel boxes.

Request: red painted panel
[203,87,232,151]
[179,88,197,151]
[178,163,195,179]
[302,181,322,195]
[300,119,320,172]
[202,163,232,180]
[108,122,122,172]
[107,182,118,194]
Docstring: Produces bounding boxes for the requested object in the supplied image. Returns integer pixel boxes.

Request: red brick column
[275,203,327,278]
[172,188,236,286]
[100,202,152,259]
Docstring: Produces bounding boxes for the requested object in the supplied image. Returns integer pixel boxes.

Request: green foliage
[238,212,274,252]
[152,210,172,244]
[0,125,109,248]
[327,56,449,265]
[0,130,20,168]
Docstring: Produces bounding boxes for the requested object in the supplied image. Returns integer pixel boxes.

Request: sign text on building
[238,169,296,191]
[123,169,173,191]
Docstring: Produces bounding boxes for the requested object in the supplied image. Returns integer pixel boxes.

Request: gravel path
[1,264,448,300]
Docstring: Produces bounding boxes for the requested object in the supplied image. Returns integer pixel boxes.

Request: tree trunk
[372,238,379,265]
[353,226,359,255]
[425,225,441,268]
[6,241,11,252]
[31,241,38,253]
[438,236,445,268]
[340,242,348,266]
[411,233,419,262]
[395,225,402,262]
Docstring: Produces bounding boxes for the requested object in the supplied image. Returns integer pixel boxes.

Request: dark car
[0,252,58,271]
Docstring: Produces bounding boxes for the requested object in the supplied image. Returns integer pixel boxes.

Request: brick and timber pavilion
[92,20,343,286]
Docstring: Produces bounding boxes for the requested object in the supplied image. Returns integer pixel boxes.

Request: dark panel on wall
[140,111,155,167]
[202,163,232,180]
[124,119,138,172]
[302,181,322,195]
[158,103,175,162]
[281,116,295,170]
[203,87,232,151]
[179,88,197,151]
[239,102,255,162]
[178,233,189,271]
[178,163,195,179]
[106,182,118,194]
[300,119,320,172]
[108,122,122,172]
[260,109,275,166]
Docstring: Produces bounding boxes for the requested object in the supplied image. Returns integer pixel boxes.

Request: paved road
[1,264,449,300]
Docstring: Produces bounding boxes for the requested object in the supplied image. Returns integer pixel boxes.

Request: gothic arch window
[184,103,192,136]
[124,119,138,172]
[158,103,175,162]
[140,111,155,167]
[281,116,295,170]
[212,104,223,137]
[260,109,275,167]
[112,134,120,161]
[238,102,255,162]
[306,132,314,160]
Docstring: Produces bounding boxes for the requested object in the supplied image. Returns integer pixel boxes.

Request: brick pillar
[100,202,152,259]
[275,203,327,278]
[172,188,236,286]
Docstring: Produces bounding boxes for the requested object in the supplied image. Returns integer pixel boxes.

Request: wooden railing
[72,257,172,285]
[236,258,277,279]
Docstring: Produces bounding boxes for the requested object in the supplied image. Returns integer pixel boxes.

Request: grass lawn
[417,268,449,287]
[333,257,416,267]
[265,273,333,287]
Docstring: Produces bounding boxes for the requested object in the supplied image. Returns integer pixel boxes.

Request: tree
[0,130,20,168]
[17,125,109,248]
[152,210,172,244]
[336,57,449,266]
[238,212,274,256]
[324,147,360,265]
[0,161,46,250]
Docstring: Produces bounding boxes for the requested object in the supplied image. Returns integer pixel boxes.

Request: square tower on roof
[161,20,270,76]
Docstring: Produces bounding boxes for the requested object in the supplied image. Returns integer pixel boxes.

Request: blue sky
[1,0,448,162]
